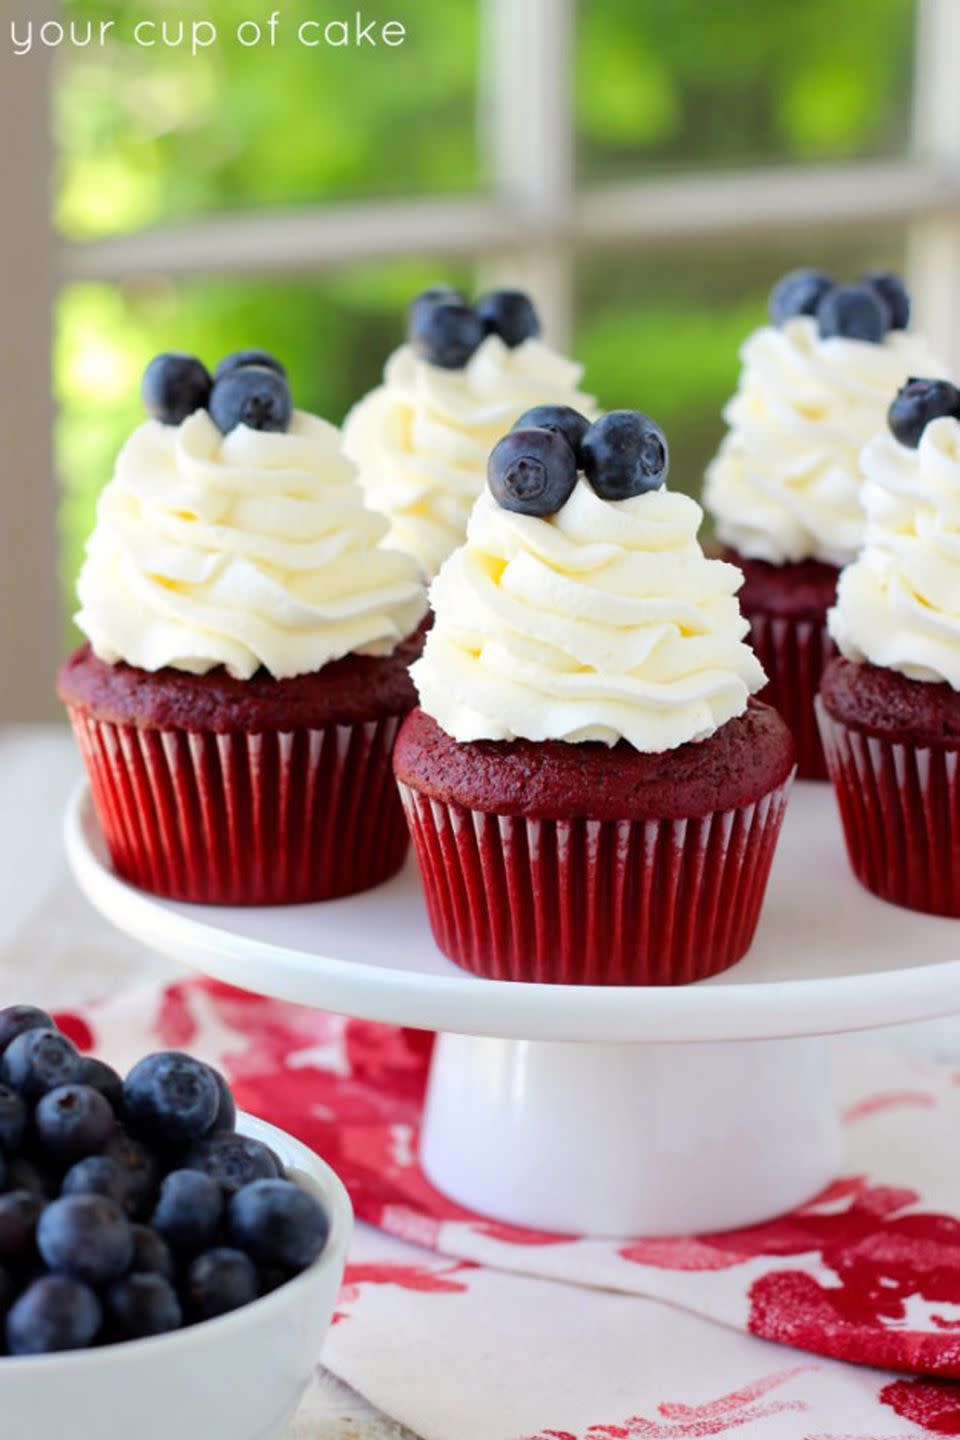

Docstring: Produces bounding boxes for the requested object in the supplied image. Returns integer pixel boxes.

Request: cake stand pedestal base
[420,1033,843,1237]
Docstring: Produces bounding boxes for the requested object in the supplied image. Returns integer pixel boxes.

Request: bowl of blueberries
[0,1004,353,1440]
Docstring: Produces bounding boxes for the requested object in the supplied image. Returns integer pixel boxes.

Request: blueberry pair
[888,377,960,448]
[142,349,292,434]
[407,286,541,369]
[769,267,910,344]
[488,406,669,518]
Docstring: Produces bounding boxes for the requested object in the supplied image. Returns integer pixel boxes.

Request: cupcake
[58,350,426,905]
[704,268,943,778]
[394,406,796,985]
[343,286,595,580]
[819,377,960,916]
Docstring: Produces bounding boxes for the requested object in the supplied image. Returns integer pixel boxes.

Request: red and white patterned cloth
[58,978,960,1439]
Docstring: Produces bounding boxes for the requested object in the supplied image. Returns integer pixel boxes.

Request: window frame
[4,0,959,721]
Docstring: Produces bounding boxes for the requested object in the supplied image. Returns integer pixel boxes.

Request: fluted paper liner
[398,778,793,984]
[68,708,408,905]
[817,699,960,917]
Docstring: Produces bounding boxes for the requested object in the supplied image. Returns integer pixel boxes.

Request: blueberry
[208,366,293,435]
[142,353,212,426]
[79,1057,124,1113]
[888,377,960,448]
[512,405,590,459]
[862,270,910,330]
[475,290,541,348]
[213,350,286,382]
[768,268,834,326]
[0,1191,44,1266]
[5,1158,51,1200]
[408,300,485,370]
[35,1085,116,1164]
[407,286,467,338]
[817,283,890,343]
[0,1005,54,1055]
[0,1028,83,1100]
[0,1265,10,1316]
[186,1247,259,1321]
[0,1085,25,1153]
[105,1273,182,1340]
[37,1195,133,1287]
[228,1179,329,1272]
[184,1132,282,1196]
[208,1066,237,1134]
[103,1130,159,1217]
[257,1264,293,1295]
[6,1275,102,1355]
[580,411,669,501]
[129,1224,175,1281]
[488,428,578,517]
[151,1170,222,1254]
[61,1156,130,1211]
[123,1052,220,1147]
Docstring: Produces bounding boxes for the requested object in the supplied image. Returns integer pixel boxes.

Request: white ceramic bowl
[0,1113,353,1440]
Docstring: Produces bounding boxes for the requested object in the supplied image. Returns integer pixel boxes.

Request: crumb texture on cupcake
[829,414,960,688]
[343,334,594,578]
[75,409,426,681]
[820,656,960,748]
[704,315,942,567]
[412,479,766,753]
[395,701,794,821]
[58,641,418,733]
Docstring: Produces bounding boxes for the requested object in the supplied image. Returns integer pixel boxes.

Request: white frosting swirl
[704,316,943,567]
[829,416,960,689]
[343,334,595,579]
[411,480,766,751]
[76,408,426,681]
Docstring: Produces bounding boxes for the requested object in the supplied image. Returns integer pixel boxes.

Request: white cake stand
[66,780,960,1239]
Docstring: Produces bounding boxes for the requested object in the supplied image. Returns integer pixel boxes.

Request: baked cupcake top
[411,407,765,752]
[76,350,426,682]
[704,268,943,568]
[342,286,595,580]
[829,377,960,690]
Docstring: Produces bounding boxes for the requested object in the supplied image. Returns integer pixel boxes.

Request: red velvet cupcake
[396,409,796,985]
[819,658,960,915]
[819,383,960,916]
[58,351,426,905]
[721,551,837,780]
[704,266,942,779]
[395,703,793,983]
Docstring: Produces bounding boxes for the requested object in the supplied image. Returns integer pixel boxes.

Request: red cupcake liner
[817,700,960,916]
[397,778,793,984]
[746,612,834,781]
[68,708,409,905]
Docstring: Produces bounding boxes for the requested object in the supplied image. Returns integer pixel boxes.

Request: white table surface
[5,722,960,1440]
[0,724,416,1440]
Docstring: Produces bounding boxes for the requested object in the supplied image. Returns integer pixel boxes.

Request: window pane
[576,0,917,181]
[56,0,482,241]
[57,263,473,616]
[574,231,909,512]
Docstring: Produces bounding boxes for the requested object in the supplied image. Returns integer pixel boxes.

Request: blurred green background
[57,0,916,599]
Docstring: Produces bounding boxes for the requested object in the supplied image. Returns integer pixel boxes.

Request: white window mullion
[479,0,576,348]
[908,0,960,376]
